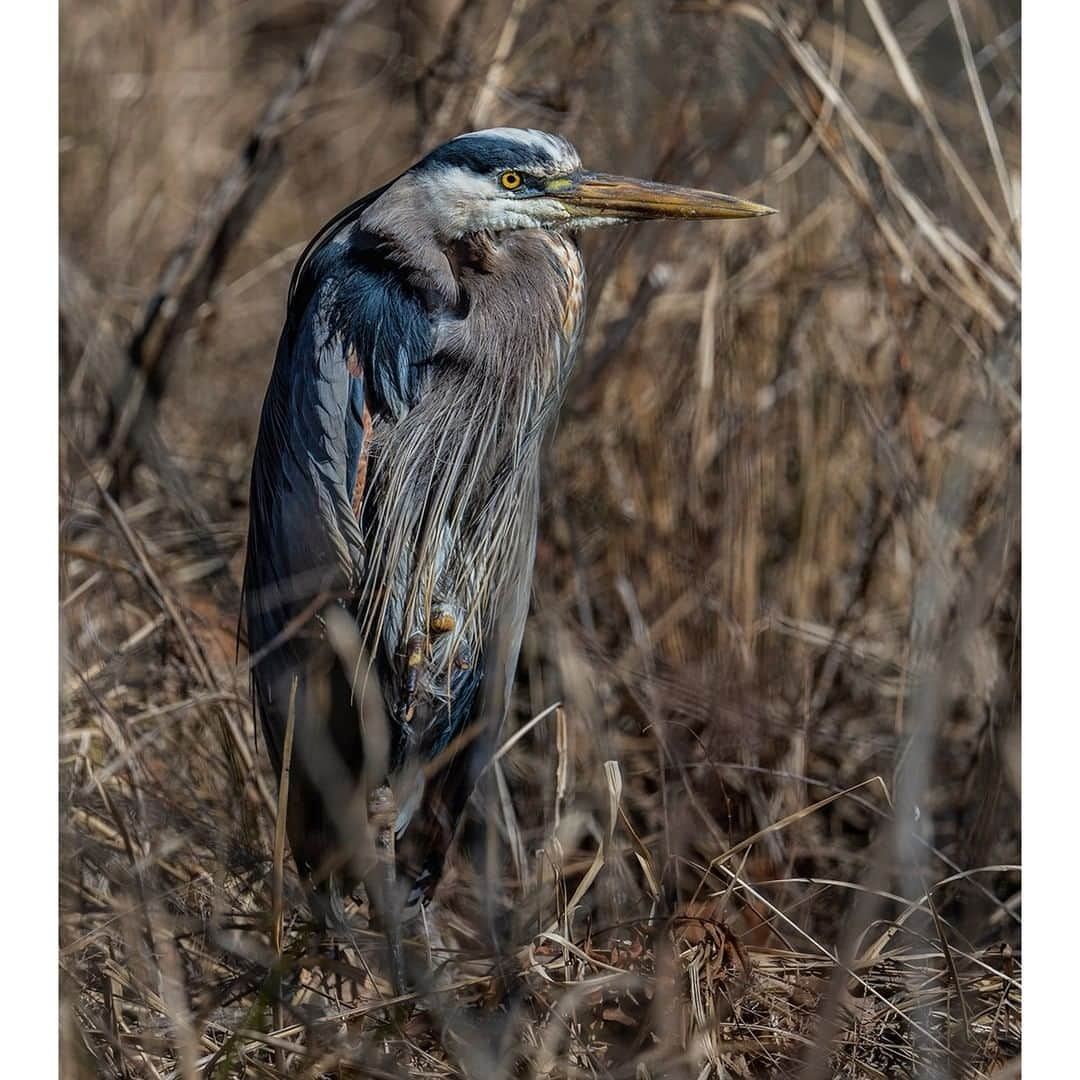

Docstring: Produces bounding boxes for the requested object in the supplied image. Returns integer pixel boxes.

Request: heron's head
[405,127,775,239]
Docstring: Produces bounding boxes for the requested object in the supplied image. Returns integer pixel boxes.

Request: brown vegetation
[60,1,1020,1076]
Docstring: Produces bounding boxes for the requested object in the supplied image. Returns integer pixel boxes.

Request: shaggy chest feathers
[353,229,585,766]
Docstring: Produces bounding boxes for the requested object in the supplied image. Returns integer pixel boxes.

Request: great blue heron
[243,127,773,987]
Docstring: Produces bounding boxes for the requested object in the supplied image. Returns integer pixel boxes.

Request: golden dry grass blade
[860,0,1019,265]
[945,0,1018,225]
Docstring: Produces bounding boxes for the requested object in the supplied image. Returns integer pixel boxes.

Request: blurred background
[60,1,1020,1076]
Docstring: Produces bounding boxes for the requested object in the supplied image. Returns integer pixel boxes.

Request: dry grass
[60,1,1020,1076]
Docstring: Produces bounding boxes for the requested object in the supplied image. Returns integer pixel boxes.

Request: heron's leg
[400,633,427,728]
[430,609,475,671]
[400,610,459,724]
[367,784,406,993]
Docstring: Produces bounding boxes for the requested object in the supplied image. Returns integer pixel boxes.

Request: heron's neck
[359,174,461,304]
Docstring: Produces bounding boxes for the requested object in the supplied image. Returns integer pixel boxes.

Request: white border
[3,3,59,1076]
[1024,5,1077,1078]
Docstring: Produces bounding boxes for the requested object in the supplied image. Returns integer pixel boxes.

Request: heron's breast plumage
[355,230,584,773]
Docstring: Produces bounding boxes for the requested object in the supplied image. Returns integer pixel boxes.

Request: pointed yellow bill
[551,171,776,222]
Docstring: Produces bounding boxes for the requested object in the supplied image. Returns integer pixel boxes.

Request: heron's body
[242,128,771,964]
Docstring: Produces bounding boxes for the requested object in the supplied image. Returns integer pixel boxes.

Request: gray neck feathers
[355,228,582,665]
[359,174,461,304]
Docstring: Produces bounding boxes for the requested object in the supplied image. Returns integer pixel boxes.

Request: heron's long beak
[550,171,775,222]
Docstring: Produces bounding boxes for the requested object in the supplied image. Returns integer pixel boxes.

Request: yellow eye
[500,171,523,190]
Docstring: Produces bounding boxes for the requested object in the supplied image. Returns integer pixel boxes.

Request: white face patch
[417,168,576,237]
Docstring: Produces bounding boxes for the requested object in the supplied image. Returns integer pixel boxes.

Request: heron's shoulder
[289,231,435,332]
[285,229,439,417]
